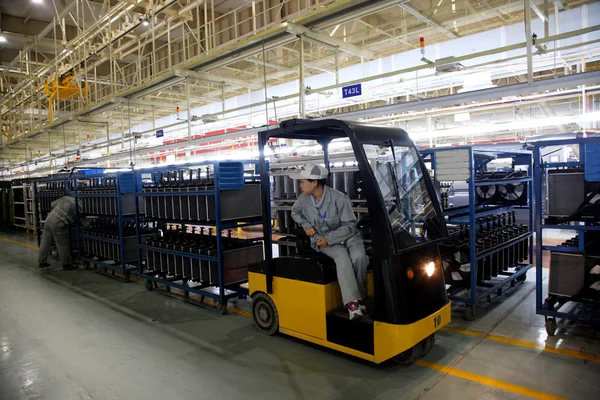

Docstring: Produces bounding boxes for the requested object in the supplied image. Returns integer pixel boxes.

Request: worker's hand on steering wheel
[305,227,317,237]
[317,237,328,248]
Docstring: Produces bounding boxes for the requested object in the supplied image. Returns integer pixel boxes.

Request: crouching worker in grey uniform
[290,163,369,320]
[38,196,81,270]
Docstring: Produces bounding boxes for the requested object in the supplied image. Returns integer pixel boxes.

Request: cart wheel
[123,272,131,283]
[144,279,153,291]
[218,302,228,315]
[252,292,279,336]
[517,272,527,282]
[546,318,557,336]
[419,335,435,357]
[393,345,419,365]
[464,305,475,321]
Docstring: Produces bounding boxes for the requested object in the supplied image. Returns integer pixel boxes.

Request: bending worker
[291,163,369,320]
[38,196,81,270]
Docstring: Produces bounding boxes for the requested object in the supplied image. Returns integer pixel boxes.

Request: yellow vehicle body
[248,270,450,364]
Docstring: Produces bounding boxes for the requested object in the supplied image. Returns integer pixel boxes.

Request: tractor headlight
[424,260,435,277]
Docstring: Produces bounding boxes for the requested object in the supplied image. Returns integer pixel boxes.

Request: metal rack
[533,136,600,335]
[421,146,534,320]
[135,161,266,313]
[74,171,145,282]
[11,180,28,230]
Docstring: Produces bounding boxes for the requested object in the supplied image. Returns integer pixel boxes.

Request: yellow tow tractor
[248,119,451,364]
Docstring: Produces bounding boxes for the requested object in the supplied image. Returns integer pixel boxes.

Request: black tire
[517,272,527,282]
[546,318,557,336]
[393,345,419,365]
[464,305,475,321]
[252,292,279,336]
[419,335,435,357]
[144,279,153,291]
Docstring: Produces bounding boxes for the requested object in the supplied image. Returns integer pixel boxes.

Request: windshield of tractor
[363,144,446,248]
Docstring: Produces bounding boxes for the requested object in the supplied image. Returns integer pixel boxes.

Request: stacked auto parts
[421,146,534,321]
[136,161,265,313]
[75,172,145,282]
[534,137,600,335]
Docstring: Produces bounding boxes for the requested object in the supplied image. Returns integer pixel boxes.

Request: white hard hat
[288,163,329,180]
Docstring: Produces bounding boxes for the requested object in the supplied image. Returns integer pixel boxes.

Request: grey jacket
[291,186,359,246]
[48,196,81,226]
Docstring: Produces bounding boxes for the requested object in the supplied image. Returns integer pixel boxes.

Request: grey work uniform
[38,196,79,266]
[291,186,368,304]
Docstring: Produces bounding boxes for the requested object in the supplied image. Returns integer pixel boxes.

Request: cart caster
[123,272,130,283]
[393,345,419,365]
[510,279,516,287]
[419,335,435,357]
[252,292,279,335]
[83,261,90,269]
[464,305,475,321]
[219,302,228,315]
[546,318,557,336]
[517,272,527,282]
[144,279,153,291]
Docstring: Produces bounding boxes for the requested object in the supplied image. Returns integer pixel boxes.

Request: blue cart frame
[134,160,266,314]
[74,171,140,282]
[533,136,600,335]
[420,146,534,320]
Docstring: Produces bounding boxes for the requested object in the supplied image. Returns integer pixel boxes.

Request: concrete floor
[1,231,599,400]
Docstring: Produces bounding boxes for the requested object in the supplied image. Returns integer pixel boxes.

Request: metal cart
[421,146,534,320]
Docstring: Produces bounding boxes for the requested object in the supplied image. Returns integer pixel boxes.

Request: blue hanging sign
[156,129,164,138]
[342,83,362,99]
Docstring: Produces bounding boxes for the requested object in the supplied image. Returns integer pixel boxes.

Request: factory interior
[1,0,600,399]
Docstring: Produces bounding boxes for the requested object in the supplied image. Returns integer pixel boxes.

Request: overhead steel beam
[175,69,264,90]
[287,22,376,60]
[397,3,457,39]
[530,1,548,22]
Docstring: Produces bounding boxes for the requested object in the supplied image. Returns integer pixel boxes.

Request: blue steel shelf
[73,170,143,281]
[472,177,532,186]
[136,191,216,197]
[138,244,218,262]
[79,233,122,244]
[135,160,266,314]
[533,136,600,333]
[422,145,534,319]
[542,224,600,232]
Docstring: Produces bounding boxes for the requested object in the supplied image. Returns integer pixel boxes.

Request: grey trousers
[38,217,71,266]
[320,236,369,305]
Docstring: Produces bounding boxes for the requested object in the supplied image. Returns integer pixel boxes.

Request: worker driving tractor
[290,163,369,320]
[38,196,83,270]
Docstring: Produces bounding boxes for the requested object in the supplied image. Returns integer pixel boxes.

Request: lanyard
[317,209,327,220]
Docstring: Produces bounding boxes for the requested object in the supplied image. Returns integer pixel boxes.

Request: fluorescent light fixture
[0,35,6,43]
[330,24,340,37]
[32,0,44,4]
[142,19,149,26]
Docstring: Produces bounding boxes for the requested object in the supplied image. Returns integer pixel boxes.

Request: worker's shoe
[62,264,78,271]
[38,262,51,269]
[347,301,363,320]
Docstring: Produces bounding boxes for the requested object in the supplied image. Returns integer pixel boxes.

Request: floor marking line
[0,235,39,250]
[414,360,567,400]
[441,327,600,363]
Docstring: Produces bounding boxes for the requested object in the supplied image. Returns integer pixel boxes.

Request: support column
[186,78,192,141]
[299,36,305,118]
[525,0,534,84]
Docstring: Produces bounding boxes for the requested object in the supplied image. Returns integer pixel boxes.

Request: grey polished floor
[1,231,599,400]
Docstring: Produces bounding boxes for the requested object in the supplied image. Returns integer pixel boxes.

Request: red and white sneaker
[347,301,363,320]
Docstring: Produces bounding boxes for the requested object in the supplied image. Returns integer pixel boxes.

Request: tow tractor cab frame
[249,119,451,364]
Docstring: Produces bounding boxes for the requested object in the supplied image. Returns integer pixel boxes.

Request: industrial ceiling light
[32,0,44,4]
[0,35,6,43]
[142,19,149,26]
